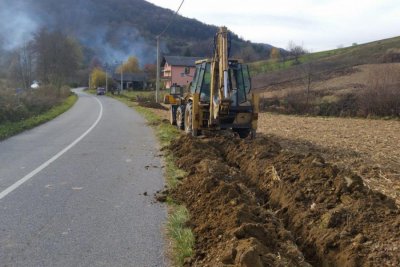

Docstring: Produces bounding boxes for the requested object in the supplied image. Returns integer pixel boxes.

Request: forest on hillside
[1,0,273,67]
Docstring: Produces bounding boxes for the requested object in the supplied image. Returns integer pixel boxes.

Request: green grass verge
[110,92,194,266]
[167,205,195,265]
[0,94,78,141]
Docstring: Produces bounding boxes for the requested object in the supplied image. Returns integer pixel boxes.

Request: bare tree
[302,60,315,112]
[287,40,307,64]
[8,42,34,89]
[33,28,83,90]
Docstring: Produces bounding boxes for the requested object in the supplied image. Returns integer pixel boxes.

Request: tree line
[89,56,156,90]
[7,28,83,91]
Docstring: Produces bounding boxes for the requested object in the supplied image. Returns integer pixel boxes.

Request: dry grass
[258,63,400,117]
[260,63,400,99]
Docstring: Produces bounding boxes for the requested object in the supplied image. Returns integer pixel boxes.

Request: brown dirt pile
[135,95,168,110]
[137,101,168,110]
[169,134,400,267]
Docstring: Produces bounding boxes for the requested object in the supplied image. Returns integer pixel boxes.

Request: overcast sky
[146,0,399,52]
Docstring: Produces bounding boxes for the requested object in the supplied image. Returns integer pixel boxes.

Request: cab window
[242,64,251,94]
[190,65,201,93]
[195,63,206,93]
[200,63,211,101]
[228,64,247,105]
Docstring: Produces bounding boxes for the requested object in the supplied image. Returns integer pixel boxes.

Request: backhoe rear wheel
[176,105,185,130]
[185,103,199,137]
[233,128,256,139]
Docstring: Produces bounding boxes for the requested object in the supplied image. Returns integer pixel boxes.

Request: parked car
[97,87,106,95]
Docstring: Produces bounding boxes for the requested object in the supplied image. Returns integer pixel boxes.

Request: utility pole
[155,0,184,102]
[156,35,160,103]
[120,69,123,93]
[105,71,108,93]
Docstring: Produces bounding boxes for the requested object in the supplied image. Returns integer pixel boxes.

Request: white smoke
[0,0,156,65]
[0,3,38,50]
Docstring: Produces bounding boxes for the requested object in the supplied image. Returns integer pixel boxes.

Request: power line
[157,0,185,37]
[156,0,185,103]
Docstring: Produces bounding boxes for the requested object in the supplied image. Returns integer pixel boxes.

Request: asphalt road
[0,88,167,266]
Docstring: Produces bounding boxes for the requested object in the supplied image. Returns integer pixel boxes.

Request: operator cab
[190,60,251,106]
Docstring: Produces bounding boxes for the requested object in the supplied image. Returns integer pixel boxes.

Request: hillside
[251,36,400,86]
[250,36,400,117]
[1,0,273,66]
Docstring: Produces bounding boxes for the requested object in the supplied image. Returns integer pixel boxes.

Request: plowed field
[150,106,400,266]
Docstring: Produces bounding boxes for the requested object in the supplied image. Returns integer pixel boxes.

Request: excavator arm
[209,27,231,124]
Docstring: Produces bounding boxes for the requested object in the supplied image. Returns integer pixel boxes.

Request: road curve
[0,88,167,266]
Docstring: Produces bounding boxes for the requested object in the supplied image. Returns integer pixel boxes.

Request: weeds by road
[0,94,77,140]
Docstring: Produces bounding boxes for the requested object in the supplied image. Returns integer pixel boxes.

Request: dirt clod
[155,190,168,202]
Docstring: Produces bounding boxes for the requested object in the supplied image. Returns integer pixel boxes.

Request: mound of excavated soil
[168,134,400,267]
[137,101,168,110]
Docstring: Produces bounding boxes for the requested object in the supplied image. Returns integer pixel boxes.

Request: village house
[112,72,148,90]
[161,56,202,89]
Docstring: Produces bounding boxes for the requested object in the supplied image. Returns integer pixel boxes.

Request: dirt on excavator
[167,134,400,267]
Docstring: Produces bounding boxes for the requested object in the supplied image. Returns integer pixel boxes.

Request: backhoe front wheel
[184,103,199,137]
[176,105,185,130]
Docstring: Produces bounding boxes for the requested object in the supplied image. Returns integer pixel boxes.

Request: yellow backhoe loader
[164,26,259,138]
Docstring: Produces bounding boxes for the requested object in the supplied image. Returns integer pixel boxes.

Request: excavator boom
[210,26,231,124]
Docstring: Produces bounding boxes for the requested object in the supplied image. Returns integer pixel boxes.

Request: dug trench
[165,134,400,267]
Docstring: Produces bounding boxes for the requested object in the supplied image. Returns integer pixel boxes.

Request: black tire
[233,128,256,139]
[176,105,185,130]
[249,129,256,139]
[193,129,200,137]
[170,106,177,125]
